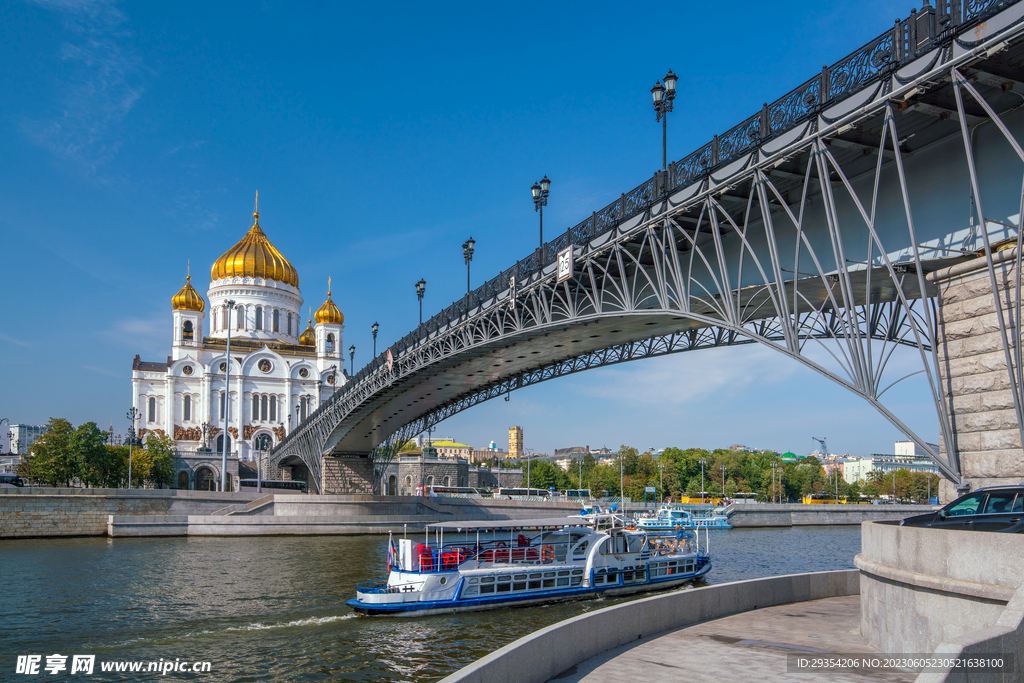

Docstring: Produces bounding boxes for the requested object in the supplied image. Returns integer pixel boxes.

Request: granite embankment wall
[857,520,1024,682]
[727,503,928,527]
[0,488,262,538]
[0,489,588,538]
[439,570,860,683]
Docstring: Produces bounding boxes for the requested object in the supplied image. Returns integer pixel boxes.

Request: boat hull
[347,562,711,617]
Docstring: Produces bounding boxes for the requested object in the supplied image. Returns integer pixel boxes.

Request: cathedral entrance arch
[196,467,217,491]
[177,471,189,490]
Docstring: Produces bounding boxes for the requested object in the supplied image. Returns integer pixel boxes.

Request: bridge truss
[273,0,1024,491]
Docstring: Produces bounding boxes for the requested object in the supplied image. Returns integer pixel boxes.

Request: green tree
[29,418,77,486]
[145,432,177,487]
[525,460,569,491]
[74,422,112,488]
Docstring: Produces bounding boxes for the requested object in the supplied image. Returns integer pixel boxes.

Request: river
[1,526,861,681]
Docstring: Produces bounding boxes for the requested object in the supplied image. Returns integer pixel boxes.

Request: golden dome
[314,278,344,324]
[172,274,205,312]
[299,311,317,346]
[211,203,299,288]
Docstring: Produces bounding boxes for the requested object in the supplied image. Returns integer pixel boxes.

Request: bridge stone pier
[931,247,1024,498]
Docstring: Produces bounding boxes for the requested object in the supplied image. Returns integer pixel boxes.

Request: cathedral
[130,200,346,490]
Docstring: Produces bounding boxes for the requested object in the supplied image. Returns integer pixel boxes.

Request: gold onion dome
[210,202,299,288]
[172,274,205,312]
[314,278,344,324]
[299,310,317,346]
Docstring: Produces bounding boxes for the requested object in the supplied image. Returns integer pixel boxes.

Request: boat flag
[387,531,398,571]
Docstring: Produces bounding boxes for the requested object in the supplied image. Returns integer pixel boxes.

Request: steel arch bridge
[271,0,1024,493]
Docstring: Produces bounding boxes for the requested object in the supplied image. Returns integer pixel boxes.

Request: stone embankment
[726,503,928,527]
[1,489,930,539]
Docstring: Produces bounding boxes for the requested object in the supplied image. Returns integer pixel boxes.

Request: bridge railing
[274,0,1013,454]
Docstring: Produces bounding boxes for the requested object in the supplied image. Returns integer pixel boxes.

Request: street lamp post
[222,299,236,493]
[525,448,534,490]
[126,407,140,489]
[330,365,338,394]
[651,70,678,171]
[371,321,379,357]
[698,458,706,505]
[659,461,665,504]
[415,279,426,325]
[530,176,551,252]
[721,464,727,499]
[258,446,264,494]
[462,238,475,295]
[349,345,355,376]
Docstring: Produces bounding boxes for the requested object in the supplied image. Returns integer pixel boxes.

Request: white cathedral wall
[206,278,303,344]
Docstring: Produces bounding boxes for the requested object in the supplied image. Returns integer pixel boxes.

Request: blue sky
[0,0,936,457]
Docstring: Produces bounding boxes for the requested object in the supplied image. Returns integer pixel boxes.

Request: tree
[145,432,177,488]
[74,422,113,488]
[29,418,77,486]
[525,460,569,491]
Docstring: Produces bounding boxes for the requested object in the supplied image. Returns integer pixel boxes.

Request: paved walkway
[548,596,918,683]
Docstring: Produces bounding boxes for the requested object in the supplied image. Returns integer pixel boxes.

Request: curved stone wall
[439,570,859,683]
[856,520,1024,655]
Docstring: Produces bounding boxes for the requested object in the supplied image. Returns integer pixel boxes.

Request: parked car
[900,486,1024,533]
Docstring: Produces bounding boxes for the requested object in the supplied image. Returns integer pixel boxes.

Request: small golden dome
[299,309,316,346]
[172,275,205,312]
[211,202,299,288]
[314,278,344,324]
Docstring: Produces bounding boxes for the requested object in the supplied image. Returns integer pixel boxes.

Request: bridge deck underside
[327,262,952,455]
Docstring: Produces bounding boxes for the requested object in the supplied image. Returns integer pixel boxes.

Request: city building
[129,202,347,491]
[429,440,473,459]
[843,441,941,483]
[508,425,523,459]
[8,424,47,455]
[381,445,524,495]
[471,441,509,465]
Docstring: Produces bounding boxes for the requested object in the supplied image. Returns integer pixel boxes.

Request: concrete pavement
[548,596,917,683]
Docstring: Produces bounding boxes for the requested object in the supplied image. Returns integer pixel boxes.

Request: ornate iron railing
[278,0,1015,450]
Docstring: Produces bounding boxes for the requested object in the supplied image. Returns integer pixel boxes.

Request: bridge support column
[929,248,1024,500]
[321,455,374,495]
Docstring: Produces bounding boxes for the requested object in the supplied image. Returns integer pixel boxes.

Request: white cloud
[0,333,32,348]
[21,0,145,175]
[96,313,167,359]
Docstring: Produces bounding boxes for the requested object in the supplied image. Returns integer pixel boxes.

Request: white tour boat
[635,504,732,531]
[347,513,711,616]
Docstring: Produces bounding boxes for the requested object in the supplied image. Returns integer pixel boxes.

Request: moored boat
[347,513,711,616]
[635,503,732,532]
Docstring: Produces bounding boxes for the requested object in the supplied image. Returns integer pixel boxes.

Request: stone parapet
[857,520,1024,656]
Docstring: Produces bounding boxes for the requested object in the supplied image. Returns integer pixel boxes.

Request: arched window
[237,306,244,330]
[255,307,263,330]
[182,320,194,341]
[269,396,277,421]
[300,397,308,421]
[220,393,226,419]
[443,476,450,487]
[273,309,279,332]
[388,475,397,496]
[148,397,156,422]
[426,476,434,487]
[326,333,335,353]
[287,312,293,336]
[184,395,191,421]
[252,395,259,421]
[215,434,231,452]
[177,471,189,490]
[261,395,268,421]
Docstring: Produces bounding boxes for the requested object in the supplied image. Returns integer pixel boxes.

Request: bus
[423,485,484,499]
[238,479,308,493]
[559,489,592,500]
[0,473,25,488]
[495,487,551,500]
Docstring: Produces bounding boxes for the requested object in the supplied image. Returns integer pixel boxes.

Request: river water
[2,527,861,681]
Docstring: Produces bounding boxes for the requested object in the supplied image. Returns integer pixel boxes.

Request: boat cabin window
[603,533,629,554]
[626,535,645,553]
[572,539,589,556]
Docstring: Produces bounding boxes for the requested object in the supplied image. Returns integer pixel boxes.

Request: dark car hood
[900,511,941,526]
